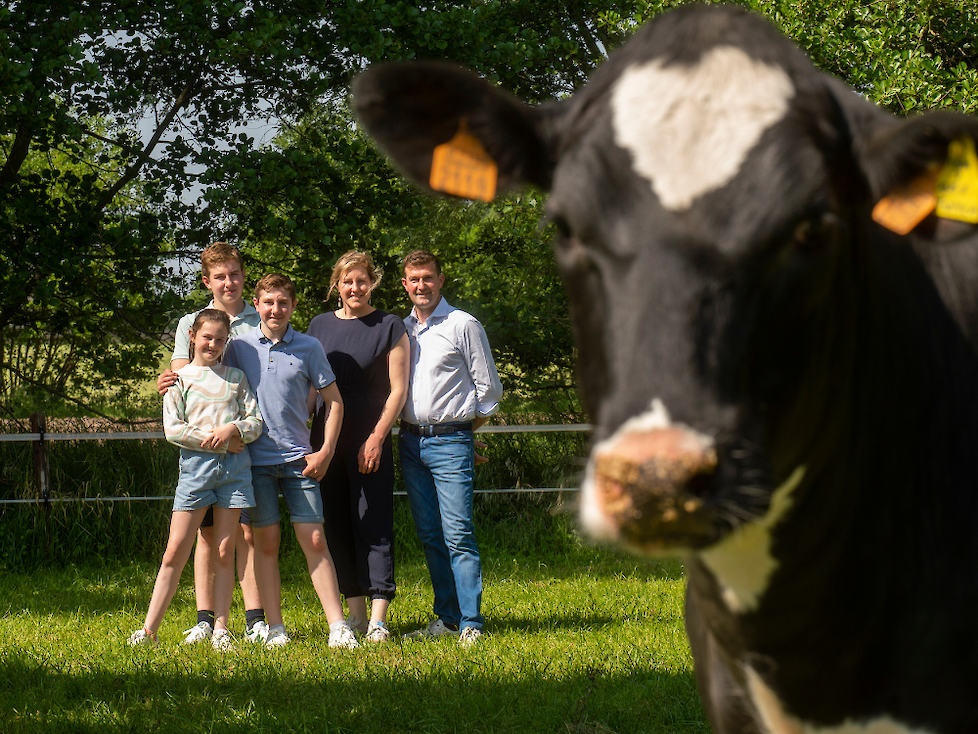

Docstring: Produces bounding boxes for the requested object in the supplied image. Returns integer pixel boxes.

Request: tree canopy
[1,0,976,418]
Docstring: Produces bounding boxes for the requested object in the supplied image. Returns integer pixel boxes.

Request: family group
[127,242,503,650]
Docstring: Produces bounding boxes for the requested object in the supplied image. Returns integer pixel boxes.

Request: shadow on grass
[0,646,709,734]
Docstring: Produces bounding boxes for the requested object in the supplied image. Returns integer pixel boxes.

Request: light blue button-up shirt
[402,298,502,426]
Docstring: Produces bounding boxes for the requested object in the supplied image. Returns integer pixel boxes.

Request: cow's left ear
[352,62,556,201]
[824,78,978,239]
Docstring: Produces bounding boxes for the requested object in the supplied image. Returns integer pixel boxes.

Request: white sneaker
[211,629,235,651]
[246,620,269,644]
[264,624,290,648]
[459,627,483,648]
[364,621,391,643]
[402,619,460,640]
[181,621,213,645]
[328,621,360,649]
[127,629,157,647]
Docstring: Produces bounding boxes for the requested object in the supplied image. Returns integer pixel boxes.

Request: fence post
[31,412,51,560]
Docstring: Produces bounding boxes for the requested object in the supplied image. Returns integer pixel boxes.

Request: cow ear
[826,80,978,240]
[352,62,555,200]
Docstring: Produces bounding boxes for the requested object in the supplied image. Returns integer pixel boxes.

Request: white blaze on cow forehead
[699,465,805,614]
[611,46,795,211]
[746,668,937,734]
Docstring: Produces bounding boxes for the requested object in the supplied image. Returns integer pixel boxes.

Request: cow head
[353,5,978,558]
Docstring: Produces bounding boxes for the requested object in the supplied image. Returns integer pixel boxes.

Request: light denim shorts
[173,448,255,512]
[250,459,324,528]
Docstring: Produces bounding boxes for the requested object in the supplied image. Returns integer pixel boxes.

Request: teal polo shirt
[171,301,261,363]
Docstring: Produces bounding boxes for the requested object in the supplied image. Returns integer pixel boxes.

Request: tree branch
[97,81,198,210]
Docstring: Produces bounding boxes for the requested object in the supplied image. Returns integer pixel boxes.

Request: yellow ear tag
[872,166,939,235]
[429,120,498,202]
[935,136,978,223]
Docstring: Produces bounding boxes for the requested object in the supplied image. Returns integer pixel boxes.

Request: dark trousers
[320,433,396,601]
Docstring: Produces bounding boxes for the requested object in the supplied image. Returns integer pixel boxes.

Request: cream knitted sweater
[163,364,262,452]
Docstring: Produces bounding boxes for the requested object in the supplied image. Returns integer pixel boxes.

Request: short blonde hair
[328,251,382,299]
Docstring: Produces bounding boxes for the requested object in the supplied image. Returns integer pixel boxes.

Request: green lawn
[0,542,706,734]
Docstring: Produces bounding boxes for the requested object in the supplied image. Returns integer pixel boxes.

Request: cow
[351,5,978,734]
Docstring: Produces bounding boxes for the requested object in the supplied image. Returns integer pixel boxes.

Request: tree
[5,0,975,418]
[0,0,637,416]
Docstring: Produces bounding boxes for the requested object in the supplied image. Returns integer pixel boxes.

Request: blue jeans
[398,430,483,631]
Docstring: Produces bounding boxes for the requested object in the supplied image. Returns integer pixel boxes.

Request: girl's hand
[201,423,240,449]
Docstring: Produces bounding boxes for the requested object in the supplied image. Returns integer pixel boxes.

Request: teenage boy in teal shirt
[222,272,358,649]
[158,242,266,644]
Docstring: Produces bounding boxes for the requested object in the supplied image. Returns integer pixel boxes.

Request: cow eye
[792,211,840,251]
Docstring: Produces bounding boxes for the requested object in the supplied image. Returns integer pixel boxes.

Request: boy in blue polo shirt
[223,272,358,649]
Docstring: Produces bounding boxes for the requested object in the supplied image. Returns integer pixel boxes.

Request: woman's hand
[358,435,384,474]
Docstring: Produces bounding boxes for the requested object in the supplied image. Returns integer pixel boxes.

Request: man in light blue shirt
[398,250,503,648]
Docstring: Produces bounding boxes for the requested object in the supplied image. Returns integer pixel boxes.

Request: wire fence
[0,414,592,506]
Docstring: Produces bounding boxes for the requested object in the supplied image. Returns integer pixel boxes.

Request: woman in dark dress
[307,251,409,642]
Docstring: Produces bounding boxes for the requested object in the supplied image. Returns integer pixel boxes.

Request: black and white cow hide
[352,5,978,734]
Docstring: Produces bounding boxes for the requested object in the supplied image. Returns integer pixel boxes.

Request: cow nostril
[685,470,715,499]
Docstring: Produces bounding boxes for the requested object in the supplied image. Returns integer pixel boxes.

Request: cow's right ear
[352,62,556,199]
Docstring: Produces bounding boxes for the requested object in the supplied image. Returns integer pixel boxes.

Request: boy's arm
[159,314,194,394]
[302,381,343,481]
[157,361,186,395]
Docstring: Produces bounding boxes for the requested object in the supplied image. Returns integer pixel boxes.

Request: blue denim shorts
[173,449,255,512]
[250,459,324,528]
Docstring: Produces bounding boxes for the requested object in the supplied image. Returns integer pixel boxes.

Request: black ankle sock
[197,610,215,627]
[245,608,266,632]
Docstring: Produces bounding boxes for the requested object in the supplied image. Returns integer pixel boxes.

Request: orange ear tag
[935,136,978,223]
[872,167,938,235]
[429,121,498,202]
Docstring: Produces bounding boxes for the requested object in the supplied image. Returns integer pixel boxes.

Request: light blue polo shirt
[223,324,336,466]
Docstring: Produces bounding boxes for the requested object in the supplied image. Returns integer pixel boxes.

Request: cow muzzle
[580,399,718,553]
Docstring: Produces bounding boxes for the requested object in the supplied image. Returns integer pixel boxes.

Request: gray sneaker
[181,621,213,645]
[245,620,269,644]
[264,623,290,648]
[459,627,483,648]
[328,621,360,649]
[403,619,460,640]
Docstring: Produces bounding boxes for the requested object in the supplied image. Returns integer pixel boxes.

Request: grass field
[0,525,706,734]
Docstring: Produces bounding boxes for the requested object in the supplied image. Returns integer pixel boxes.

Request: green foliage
[5,0,977,421]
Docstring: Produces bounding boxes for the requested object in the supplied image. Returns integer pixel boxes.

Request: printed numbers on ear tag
[872,167,939,235]
[429,121,498,202]
[936,136,978,224]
